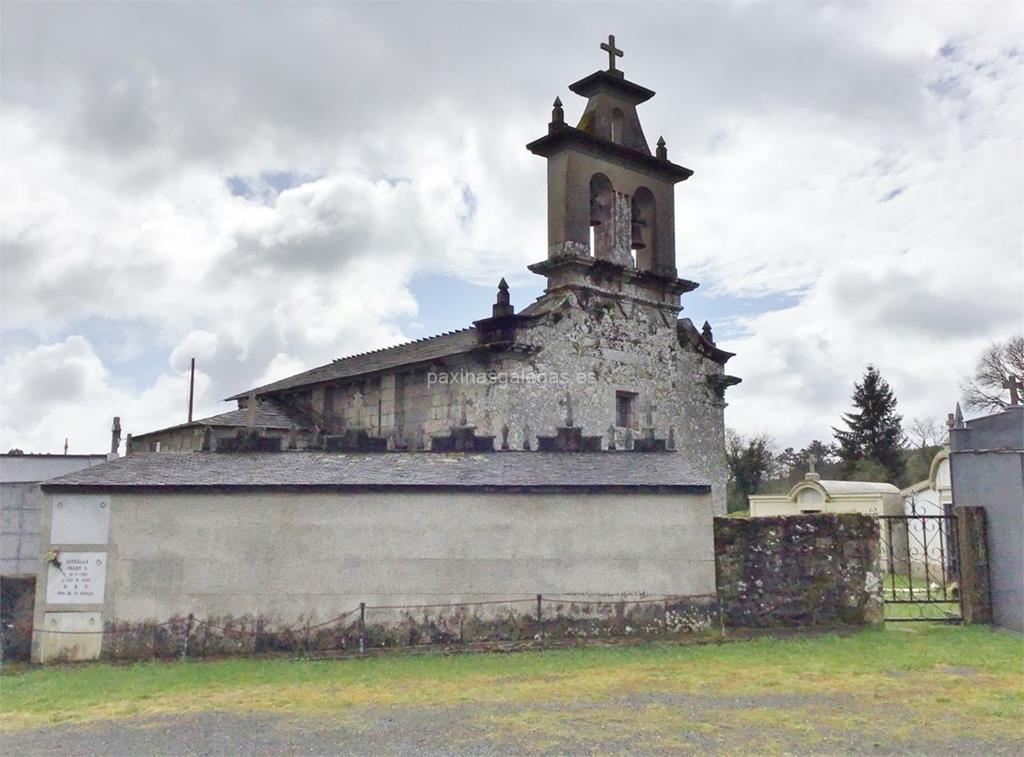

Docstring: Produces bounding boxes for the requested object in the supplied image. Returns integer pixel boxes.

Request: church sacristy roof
[42,451,710,493]
[135,398,308,438]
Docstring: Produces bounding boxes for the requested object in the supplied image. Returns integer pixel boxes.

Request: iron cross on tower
[601,34,623,72]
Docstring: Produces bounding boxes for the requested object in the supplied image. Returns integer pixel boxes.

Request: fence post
[181,613,194,661]
[536,594,543,642]
[955,506,993,624]
[358,602,366,654]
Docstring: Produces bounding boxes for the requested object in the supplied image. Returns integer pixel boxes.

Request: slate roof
[131,400,306,438]
[42,451,709,493]
[226,329,480,401]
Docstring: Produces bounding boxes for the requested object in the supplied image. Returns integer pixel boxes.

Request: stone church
[33,40,740,661]
[130,39,739,510]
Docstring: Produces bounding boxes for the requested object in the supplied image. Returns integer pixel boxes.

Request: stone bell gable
[526,34,694,299]
[128,38,741,512]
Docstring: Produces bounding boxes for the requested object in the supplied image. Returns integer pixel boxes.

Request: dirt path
[4,695,1022,756]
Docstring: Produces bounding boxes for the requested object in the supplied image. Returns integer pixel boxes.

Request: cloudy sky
[2,1,1022,454]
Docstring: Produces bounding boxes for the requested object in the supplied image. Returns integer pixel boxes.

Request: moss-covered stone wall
[714,514,883,628]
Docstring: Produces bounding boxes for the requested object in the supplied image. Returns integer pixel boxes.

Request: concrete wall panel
[81,490,713,626]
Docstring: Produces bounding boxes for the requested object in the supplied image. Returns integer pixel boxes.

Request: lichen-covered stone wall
[714,514,884,628]
[277,290,729,512]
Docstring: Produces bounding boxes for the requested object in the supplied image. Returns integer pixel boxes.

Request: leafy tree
[847,458,892,483]
[960,334,1024,412]
[725,429,776,513]
[776,446,801,476]
[802,439,839,471]
[775,440,840,484]
[902,446,939,487]
[833,365,905,482]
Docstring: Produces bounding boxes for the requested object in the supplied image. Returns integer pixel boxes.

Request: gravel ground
[3,696,1022,757]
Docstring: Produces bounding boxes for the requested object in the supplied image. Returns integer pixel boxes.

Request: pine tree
[833,365,905,482]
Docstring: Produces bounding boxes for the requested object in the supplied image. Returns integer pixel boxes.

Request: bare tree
[906,416,944,451]
[960,334,1024,412]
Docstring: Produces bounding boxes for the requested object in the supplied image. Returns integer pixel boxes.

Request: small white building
[749,472,903,518]
[899,449,955,579]
[749,471,906,576]
[901,449,952,518]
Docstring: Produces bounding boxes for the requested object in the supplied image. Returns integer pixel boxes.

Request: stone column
[955,506,993,624]
[609,191,634,267]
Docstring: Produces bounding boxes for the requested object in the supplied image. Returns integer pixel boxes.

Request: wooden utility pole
[188,358,195,423]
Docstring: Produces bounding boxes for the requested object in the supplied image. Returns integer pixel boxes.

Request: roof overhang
[568,70,656,104]
[42,482,711,495]
[677,319,736,365]
[526,126,693,183]
[528,255,698,296]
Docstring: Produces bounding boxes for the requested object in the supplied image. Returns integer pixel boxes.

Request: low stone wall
[83,595,719,661]
[714,514,883,628]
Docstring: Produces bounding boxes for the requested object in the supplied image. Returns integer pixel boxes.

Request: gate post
[954,506,992,624]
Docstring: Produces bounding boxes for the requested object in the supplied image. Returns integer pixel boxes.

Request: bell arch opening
[631,187,656,270]
[589,173,613,258]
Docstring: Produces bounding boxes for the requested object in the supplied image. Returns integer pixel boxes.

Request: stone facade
[714,514,884,627]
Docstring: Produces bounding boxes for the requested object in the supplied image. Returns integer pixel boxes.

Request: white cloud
[0,336,214,454]
[1,2,1021,451]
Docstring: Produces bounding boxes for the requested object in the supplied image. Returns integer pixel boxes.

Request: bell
[590,197,605,227]
[631,220,646,250]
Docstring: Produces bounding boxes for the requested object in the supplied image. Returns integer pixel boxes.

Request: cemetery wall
[950,407,1024,632]
[714,513,884,627]
[32,488,715,661]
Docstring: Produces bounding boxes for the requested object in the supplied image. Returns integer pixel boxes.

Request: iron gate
[878,514,963,622]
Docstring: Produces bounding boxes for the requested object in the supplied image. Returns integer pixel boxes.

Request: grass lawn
[882,573,961,621]
[2,625,1022,753]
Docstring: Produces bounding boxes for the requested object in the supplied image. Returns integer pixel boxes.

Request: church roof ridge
[226,326,480,401]
[330,327,473,363]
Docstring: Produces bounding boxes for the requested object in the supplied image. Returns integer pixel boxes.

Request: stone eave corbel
[677,318,735,365]
[471,312,540,350]
[707,374,742,408]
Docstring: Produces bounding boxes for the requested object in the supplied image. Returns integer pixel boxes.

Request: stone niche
[46,551,107,605]
[50,494,110,545]
[39,612,103,662]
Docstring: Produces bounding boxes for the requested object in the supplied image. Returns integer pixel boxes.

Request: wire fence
[27,593,722,661]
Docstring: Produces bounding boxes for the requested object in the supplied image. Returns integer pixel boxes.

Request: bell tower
[526,36,696,310]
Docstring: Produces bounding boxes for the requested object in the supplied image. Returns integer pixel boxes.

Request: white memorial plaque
[47,552,107,604]
[51,495,110,544]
